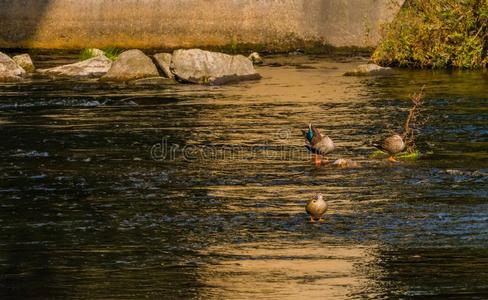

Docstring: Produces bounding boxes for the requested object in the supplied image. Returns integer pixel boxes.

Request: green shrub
[102,46,123,61]
[79,48,97,61]
[373,0,487,69]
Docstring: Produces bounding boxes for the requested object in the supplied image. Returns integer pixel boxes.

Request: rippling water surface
[0,54,487,299]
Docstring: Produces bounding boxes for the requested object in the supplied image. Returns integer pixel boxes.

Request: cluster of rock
[0,52,34,81]
[0,49,262,85]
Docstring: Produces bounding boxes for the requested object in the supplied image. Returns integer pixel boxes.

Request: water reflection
[0,54,487,299]
[199,243,373,299]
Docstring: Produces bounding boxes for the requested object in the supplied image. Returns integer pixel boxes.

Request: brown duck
[305,193,328,223]
[372,134,405,162]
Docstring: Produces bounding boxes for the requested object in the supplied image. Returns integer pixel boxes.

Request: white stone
[0,52,26,81]
[101,49,159,82]
[171,49,261,85]
[12,54,35,72]
[38,55,112,78]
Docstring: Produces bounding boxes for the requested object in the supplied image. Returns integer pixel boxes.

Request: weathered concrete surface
[0,0,404,50]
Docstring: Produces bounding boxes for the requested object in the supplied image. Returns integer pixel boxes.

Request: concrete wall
[0,0,404,50]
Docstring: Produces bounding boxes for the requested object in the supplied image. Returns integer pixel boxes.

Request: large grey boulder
[38,55,112,78]
[171,49,261,85]
[153,53,174,79]
[101,49,159,82]
[344,64,393,76]
[13,54,35,73]
[0,52,26,81]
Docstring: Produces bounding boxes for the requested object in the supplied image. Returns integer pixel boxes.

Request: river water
[0,54,487,299]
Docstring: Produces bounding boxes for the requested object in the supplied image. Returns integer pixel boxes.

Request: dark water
[0,55,487,299]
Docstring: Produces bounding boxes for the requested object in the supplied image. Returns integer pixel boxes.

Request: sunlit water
[0,54,487,299]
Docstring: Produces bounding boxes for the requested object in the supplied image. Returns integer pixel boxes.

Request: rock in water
[153,53,174,79]
[332,158,359,168]
[343,64,393,76]
[171,49,261,85]
[0,51,26,81]
[38,55,112,78]
[248,52,263,65]
[12,54,35,73]
[128,76,177,86]
[101,49,159,82]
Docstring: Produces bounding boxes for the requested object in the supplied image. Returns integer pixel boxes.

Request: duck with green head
[302,123,335,167]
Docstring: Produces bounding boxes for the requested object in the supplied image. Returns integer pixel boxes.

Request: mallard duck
[306,193,328,223]
[372,134,405,162]
[302,123,335,166]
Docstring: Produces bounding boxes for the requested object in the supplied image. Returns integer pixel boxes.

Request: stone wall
[0,0,404,50]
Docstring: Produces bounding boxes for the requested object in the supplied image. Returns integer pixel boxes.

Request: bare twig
[402,86,426,151]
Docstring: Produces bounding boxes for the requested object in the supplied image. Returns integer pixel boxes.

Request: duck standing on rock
[372,134,405,162]
[306,193,328,223]
[302,123,335,167]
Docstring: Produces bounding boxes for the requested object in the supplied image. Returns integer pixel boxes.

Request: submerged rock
[0,51,26,81]
[171,49,261,85]
[101,49,159,82]
[344,64,393,76]
[249,52,263,65]
[38,55,112,78]
[128,76,177,86]
[153,53,174,79]
[332,158,360,168]
[12,54,35,73]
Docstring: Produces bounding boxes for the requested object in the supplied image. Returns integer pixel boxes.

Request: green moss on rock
[370,149,421,160]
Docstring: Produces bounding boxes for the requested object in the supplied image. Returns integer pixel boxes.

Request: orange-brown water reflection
[0,54,487,299]
[199,242,375,299]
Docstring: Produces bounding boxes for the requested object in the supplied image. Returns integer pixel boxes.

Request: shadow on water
[0,55,487,299]
[365,247,488,299]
